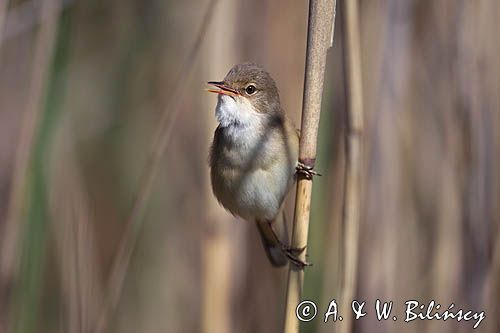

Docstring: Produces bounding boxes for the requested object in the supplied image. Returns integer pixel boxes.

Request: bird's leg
[296,161,321,180]
[266,221,312,268]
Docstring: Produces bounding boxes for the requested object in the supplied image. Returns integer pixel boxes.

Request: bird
[207,63,316,267]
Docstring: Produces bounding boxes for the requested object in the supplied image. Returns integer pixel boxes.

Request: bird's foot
[282,245,312,269]
[296,162,321,180]
[266,220,312,268]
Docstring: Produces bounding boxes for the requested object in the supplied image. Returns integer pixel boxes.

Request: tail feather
[255,212,289,267]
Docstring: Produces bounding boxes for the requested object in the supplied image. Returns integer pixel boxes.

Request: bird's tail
[255,211,289,267]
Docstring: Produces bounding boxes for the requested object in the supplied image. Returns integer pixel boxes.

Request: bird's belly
[212,165,292,221]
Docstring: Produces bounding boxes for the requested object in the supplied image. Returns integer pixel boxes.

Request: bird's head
[207,63,281,128]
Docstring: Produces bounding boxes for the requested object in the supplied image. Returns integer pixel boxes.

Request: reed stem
[339,0,364,332]
[283,1,336,332]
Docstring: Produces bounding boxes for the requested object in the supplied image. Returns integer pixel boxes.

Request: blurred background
[0,0,498,332]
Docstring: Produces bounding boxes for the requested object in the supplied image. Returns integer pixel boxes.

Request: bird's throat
[215,94,263,128]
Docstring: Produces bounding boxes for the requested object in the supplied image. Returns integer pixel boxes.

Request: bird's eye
[245,84,256,95]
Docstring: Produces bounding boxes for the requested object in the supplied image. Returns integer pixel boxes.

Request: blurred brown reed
[0,0,7,43]
[0,1,498,332]
[338,0,364,332]
[94,1,219,332]
[0,0,61,330]
[200,1,237,333]
[49,130,102,333]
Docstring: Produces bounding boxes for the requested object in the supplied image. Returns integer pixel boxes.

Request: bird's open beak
[206,81,239,97]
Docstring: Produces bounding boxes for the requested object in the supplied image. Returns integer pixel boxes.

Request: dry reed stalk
[338,0,364,332]
[283,1,336,332]
[317,134,345,333]
[0,0,60,328]
[93,1,219,332]
[49,132,102,333]
[0,0,7,43]
[0,0,74,44]
[486,234,500,331]
[52,184,101,333]
[200,1,238,333]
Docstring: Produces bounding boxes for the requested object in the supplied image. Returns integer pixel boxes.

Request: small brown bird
[207,63,313,267]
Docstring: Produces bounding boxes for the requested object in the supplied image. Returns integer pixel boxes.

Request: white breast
[212,95,294,220]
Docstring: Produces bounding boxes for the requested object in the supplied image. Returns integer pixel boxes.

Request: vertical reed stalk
[283,1,336,332]
[0,0,60,330]
[339,0,364,332]
[201,1,237,332]
[49,137,102,333]
[0,0,7,43]
[94,1,219,332]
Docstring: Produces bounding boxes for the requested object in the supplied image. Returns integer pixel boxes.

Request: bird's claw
[296,162,321,180]
[286,245,307,256]
[267,220,312,268]
[282,245,312,269]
